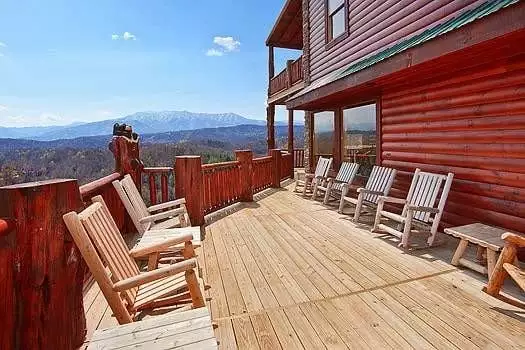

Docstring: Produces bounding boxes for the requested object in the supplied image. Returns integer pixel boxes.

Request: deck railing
[201,161,242,214]
[79,172,128,232]
[294,148,305,167]
[142,167,174,205]
[252,156,273,193]
[281,152,294,180]
[269,56,303,96]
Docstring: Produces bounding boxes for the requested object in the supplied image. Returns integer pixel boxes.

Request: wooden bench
[445,223,520,277]
[87,307,217,349]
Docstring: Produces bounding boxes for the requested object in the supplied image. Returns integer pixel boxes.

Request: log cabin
[266,0,525,233]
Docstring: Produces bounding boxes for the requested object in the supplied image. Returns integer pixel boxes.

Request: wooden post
[0,179,86,349]
[288,109,294,174]
[286,59,293,88]
[267,104,276,151]
[110,126,142,189]
[268,45,275,79]
[334,108,342,170]
[175,156,204,226]
[235,150,253,202]
[307,111,315,173]
[271,149,282,188]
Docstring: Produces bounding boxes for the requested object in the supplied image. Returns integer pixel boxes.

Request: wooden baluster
[161,173,168,202]
[149,173,157,205]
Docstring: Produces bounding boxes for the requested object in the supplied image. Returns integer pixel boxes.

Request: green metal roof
[292,0,520,99]
[336,0,519,80]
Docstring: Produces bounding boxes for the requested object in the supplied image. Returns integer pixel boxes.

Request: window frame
[324,0,349,48]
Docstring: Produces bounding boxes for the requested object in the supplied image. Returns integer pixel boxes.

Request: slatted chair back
[113,176,148,234]
[403,169,454,223]
[121,175,150,219]
[79,196,141,306]
[332,162,359,190]
[362,166,397,204]
[314,157,332,178]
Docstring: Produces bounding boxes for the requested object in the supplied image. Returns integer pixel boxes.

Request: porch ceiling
[266,0,303,50]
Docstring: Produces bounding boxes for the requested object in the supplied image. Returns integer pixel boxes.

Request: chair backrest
[113,175,149,234]
[363,166,397,204]
[335,162,360,184]
[403,168,454,223]
[314,157,333,178]
[81,196,141,305]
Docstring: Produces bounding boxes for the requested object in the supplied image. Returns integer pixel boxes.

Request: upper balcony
[266,0,304,104]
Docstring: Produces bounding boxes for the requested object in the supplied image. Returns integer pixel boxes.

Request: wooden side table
[444,223,510,277]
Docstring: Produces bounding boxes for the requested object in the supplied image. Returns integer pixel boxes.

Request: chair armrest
[129,231,194,258]
[332,178,347,184]
[377,196,406,205]
[357,188,383,195]
[147,198,187,212]
[139,207,186,224]
[304,173,315,179]
[113,258,197,292]
[407,205,440,214]
[502,233,525,247]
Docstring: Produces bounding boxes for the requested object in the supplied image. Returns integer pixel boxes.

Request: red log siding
[307,0,484,83]
[380,59,525,232]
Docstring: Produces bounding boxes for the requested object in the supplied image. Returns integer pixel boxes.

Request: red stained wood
[294,148,305,167]
[0,179,86,349]
[175,156,204,225]
[381,57,525,235]
[271,149,282,188]
[252,156,273,193]
[236,150,254,202]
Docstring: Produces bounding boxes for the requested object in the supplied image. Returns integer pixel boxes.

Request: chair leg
[323,183,333,204]
[372,200,384,232]
[294,179,299,192]
[312,182,319,200]
[353,193,364,222]
[304,178,312,196]
[486,244,517,297]
[185,269,205,308]
[148,253,160,271]
[400,211,413,249]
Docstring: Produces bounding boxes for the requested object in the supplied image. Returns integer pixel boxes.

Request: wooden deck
[84,183,525,349]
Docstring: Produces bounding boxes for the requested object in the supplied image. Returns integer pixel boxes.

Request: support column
[0,179,86,349]
[334,109,343,170]
[304,111,314,172]
[267,104,276,151]
[268,45,275,79]
[288,109,295,175]
[235,150,254,202]
[271,149,282,188]
[175,156,204,226]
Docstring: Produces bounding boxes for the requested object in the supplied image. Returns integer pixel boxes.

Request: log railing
[142,167,174,206]
[201,161,242,214]
[252,156,273,193]
[294,148,305,167]
[79,172,128,234]
[281,152,294,180]
[269,55,303,96]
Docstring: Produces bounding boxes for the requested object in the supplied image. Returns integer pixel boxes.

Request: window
[313,111,335,166]
[327,0,346,42]
[342,103,377,176]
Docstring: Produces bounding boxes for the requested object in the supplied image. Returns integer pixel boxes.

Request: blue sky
[0,0,302,127]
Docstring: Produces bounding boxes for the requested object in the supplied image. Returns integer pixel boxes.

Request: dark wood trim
[267,104,276,151]
[288,109,294,153]
[333,108,342,169]
[324,0,349,49]
[307,111,314,172]
[268,45,275,79]
[288,2,525,109]
[375,98,382,166]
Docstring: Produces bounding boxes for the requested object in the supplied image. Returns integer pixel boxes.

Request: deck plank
[83,185,525,349]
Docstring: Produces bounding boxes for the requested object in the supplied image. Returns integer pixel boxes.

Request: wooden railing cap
[0,178,76,190]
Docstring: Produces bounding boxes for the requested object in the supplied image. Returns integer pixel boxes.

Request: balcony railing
[269,55,303,97]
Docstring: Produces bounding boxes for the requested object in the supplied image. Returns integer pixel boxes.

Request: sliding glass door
[313,111,335,166]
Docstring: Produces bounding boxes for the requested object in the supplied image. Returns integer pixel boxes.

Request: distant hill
[0,111,299,141]
[0,124,305,154]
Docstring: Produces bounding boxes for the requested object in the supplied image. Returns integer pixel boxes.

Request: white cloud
[0,105,7,111]
[206,48,224,57]
[111,32,137,41]
[0,42,6,48]
[123,32,136,41]
[213,36,240,52]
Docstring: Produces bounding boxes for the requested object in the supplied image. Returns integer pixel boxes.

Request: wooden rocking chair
[294,157,333,195]
[113,174,191,235]
[63,199,206,325]
[485,232,525,309]
[312,162,359,204]
[372,168,454,248]
[339,165,397,222]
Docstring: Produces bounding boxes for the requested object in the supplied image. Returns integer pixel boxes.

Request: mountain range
[0,111,297,141]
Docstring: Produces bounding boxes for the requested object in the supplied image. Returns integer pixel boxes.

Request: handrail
[79,172,122,200]
[269,55,303,96]
[253,156,272,162]
[143,167,172,173]
[202,160,240,170]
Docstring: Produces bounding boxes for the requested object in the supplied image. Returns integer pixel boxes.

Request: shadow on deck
[84,184,525,349]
